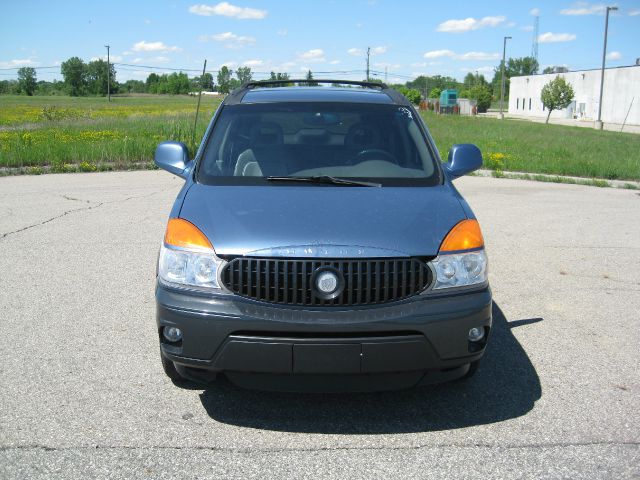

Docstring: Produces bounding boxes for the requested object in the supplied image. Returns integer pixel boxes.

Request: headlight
[158,244,226,291]
[431,249,488,290]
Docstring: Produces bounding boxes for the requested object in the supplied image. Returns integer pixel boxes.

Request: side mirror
[154,141,191,178]
[443,144,483,180]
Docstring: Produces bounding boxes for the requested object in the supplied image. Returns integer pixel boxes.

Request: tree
[540,76,575,124]
[61,57,87,96]
[235,66,252,85]
[543,66,568,74]
[217,66,233,94]
[491,56,539,100]
[86,59,117,96]
[305,70,318,86]
[467,84,493,112]
[17,67,37,95]
[398,86,421,105]
[197,72,214,91]
[429,87,442,99]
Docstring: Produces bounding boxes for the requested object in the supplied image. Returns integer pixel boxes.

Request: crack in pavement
[0,190,165,240]
[1,440,638,454]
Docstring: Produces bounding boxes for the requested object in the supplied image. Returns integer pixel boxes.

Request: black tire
[463,359,481,379]
[160,349,183,382]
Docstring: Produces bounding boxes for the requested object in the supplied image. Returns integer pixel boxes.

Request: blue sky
[1,0,639,83]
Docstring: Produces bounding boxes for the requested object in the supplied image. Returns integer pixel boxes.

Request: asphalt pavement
[0,171,638,479]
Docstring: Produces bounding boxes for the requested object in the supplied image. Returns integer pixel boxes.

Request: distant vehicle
[154,79,491,392]
[440,89,458,114]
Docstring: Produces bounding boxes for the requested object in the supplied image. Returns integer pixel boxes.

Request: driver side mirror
[154,141,192,179]
[443,144,483,180]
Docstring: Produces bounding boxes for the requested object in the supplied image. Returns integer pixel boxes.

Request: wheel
[160,348,183,382]
[463,359,481,379]
[355,148,397,163]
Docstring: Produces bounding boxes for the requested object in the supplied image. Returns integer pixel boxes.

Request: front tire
[463,359,481,379]
[160,348,183,382]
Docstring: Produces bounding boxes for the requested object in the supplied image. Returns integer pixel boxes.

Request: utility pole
[104,45,111,102]
[366,47,370,82]
[499,36,512,119]
[384,66,388,83]
[596,6,617,130]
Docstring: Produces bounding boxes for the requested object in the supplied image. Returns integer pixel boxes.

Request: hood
[179,184,467,258]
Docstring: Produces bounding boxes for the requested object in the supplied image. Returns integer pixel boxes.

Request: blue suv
[154,80,491,392]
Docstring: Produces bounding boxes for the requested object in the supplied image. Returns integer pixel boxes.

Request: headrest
[250,122,283,146]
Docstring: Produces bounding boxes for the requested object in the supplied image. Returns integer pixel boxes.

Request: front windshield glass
[197,102,440,186]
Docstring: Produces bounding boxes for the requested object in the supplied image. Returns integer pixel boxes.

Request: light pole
[595,6,617,130]
[104,45,111,102]
[499,36,512,119]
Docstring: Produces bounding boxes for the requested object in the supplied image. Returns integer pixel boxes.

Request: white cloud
[424,49,455,59]
[199,32,256,48]
[347,48,363,56]
[91,55,123,62]
[132,41,181,52]
[423,50,497,61]
[243,59,263,67]
[277,29,288,36]
[298,49,325,62]
[144,19,151,24]
[521,25,534,32]
[130,56,170,64]
[371,46,387,55]
[436,15,506,33]
[0,58,39,68]
[530,8,540,15]
[373,62,400,69]
[188,2,267,19]
[629,9,640,16]
[560,3,606,15]
[460,66,494,73]
[411,61,428,67]
[455,51,500,61]
[329,60,341,65]
[538,32,577,43]
[607,51,621,60]
[217,61,237,69]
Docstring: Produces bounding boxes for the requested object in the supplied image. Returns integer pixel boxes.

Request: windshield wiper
[266,175,381,187]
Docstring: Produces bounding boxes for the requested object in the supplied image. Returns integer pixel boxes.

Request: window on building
[517,98,519,109]
[529,98,532,110]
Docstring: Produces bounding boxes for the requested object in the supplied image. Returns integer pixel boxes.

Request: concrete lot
[0,171,638,479]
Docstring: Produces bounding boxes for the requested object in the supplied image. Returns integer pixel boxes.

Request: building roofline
[512,64,639,79]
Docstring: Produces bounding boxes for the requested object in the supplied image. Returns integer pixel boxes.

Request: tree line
[1,55,542,109]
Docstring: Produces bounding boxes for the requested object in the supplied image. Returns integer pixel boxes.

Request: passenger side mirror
[154,141,191,179]
[443,144,483,180]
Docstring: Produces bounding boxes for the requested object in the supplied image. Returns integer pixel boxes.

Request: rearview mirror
[154,141,191,179]
[443,144,483,180]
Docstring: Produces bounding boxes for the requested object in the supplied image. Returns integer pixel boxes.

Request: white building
[508,65,639,127]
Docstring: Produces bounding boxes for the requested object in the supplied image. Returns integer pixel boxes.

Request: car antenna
[192,59,207,150]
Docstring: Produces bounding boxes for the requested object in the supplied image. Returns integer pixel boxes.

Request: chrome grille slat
[221,257,431,306]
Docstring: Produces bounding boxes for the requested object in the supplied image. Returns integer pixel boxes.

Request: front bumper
[156,283,492,392]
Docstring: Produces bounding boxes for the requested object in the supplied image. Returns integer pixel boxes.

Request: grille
[220,257,431,306]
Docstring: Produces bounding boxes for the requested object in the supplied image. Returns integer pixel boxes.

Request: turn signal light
[164,218,213,250]
[440,219,484,252]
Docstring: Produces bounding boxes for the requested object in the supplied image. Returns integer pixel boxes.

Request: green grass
[0,95,221,173]
[421,111,640,180]
[0,95,638,181]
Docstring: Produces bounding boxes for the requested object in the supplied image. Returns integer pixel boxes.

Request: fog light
[468,327,485,342]
[163,326,182,343]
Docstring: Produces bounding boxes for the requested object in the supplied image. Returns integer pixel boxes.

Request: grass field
[0,95,221,173]
[0,94,638,180]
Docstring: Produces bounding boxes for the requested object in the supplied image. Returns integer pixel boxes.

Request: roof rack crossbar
[241,79,389,90]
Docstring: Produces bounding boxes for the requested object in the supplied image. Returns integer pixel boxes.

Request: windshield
[197,102,440,186]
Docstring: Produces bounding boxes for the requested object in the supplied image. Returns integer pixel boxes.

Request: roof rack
[225,79,410,106]
[242,79,389,90]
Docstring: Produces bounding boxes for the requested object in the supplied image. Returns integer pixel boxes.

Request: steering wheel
[354,149,397,164]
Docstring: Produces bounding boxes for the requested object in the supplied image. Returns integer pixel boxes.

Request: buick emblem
[316,271,338,293]
[312,268,344,300]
